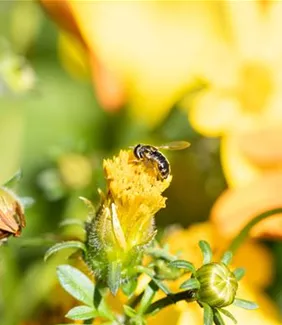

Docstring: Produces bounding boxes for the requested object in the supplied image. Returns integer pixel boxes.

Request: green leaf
[44,241,86,261]
[124,305,137,317]
[220,251,233,266]
[57,265,94,306]
[233,268,245,281]
[3,170,22,188]
[169,260,196,274]
[107,261,121,295]
[233,298,258,310]
[202,302,213,325]
[65,305,97,320]
[138,282,157,315]
[213,308,225,325]
[151,277,171,295]
[122,277,138,297]
[218,308,237,324]
[199,241,213,264]
[180,278,200,290]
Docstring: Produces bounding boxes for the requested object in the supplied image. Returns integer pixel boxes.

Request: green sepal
[57,265,94,307]
[169,259,196,275]
[202,302,213,325]
[107,261,121,295]
[213,308,225,325]
[123,305,137,317]
[122,277,138,297]
[233,298,259,310]
[65,305,97,320]
[44,241,86,261]
[220,251,233,266]
[233,268,245,281]
[3,170,22,188]
[180,278,200,290]
[218,308,237,324]
[199,240,213,264]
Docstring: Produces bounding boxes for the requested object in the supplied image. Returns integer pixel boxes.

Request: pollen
[103,150,172,249]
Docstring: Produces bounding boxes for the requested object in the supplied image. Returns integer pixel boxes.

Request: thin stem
[145,289,197,315]
[228,207,282,254]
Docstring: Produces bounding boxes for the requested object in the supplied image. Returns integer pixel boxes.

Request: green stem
[145,289,197,315]
[228,207,282,254]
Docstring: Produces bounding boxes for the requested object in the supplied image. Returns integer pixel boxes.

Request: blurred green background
[0,2,225,324]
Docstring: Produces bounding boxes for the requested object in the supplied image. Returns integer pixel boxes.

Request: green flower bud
[196,262,238,308]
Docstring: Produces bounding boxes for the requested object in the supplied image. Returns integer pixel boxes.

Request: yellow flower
[84,149,171,293]
[149,222,280,325]
[186,1,282,238]
[188,0,282,187]
[41,0,221,126]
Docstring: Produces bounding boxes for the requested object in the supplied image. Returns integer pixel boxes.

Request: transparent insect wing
[158,141,191,150]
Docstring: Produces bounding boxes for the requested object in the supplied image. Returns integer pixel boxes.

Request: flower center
[237,62,273,114]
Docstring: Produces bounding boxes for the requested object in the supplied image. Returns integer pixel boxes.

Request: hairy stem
[228,207,282,254]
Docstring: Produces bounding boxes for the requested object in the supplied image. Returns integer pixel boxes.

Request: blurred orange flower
[40,1,222,126]
[186,0,282,238]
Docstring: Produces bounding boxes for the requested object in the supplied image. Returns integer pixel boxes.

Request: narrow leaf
[151,277,171,295]
[202,302,213,325]
[107,261,121,295]
[66,305,97,320]
[169,260,196,274]
[220,251,233,266]
[199,240,213,264]
[124,305,137,317]
[44,241,86,261]
[213,308,225,325]
[233,268,245,281]
[57,265,94,306]
[233,298,259,310]
[180,278,200,290]
[218,308,237,324]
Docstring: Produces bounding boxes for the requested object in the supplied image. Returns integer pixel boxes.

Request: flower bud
[84,150,171,293]
[196,262,238,308]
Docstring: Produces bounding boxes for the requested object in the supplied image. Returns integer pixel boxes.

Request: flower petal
[239,125,282,167]
[189,90,240,137]
[211,172,282,239]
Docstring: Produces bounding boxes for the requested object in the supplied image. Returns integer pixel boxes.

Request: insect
[0,196,25,243]
[133,141,190,179]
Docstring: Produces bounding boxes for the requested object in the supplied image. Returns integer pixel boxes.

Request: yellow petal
[221,134,261,188]
[68,1,221,126]
[189,90,240,137]
[240,126,282,167]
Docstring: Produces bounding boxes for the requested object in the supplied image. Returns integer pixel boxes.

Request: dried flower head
[0,187,25,242]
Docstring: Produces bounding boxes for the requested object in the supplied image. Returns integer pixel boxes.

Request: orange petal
[211,172,282,239]
[40,0,84,44]
[239,125,282,167]
[89,54,126,112]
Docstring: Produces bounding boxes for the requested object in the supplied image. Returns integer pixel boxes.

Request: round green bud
[196,262,238,308]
